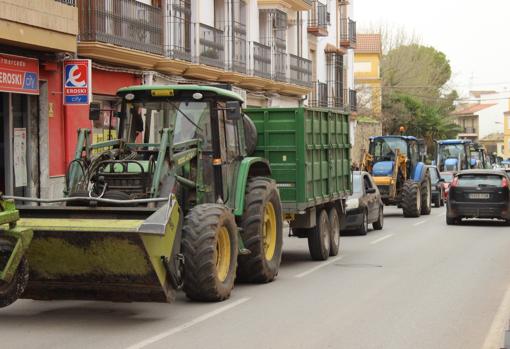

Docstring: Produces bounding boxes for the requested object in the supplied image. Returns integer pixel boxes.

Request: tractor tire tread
[402,180,421,218]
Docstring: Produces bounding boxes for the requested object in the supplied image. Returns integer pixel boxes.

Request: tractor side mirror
[89,102,101,121]
[226,101,242,120]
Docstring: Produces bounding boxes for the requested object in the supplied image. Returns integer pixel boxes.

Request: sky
[354,0,510,98]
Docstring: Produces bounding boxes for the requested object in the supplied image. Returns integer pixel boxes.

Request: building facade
[353,33,381,117]
[0,0,357,198]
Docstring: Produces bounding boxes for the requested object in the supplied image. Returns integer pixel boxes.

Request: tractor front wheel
[237,177,283,283]
[0,238,29,308]
[182,204,238,301]
[402,180,421,218]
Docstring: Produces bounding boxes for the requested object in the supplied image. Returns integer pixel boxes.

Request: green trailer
[244,107,351,260]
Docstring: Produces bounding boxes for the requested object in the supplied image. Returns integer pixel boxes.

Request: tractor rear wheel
[237,177,283,283]
[420,174,432,215]
[182,204,238,301]
[402,180,421,218]
[308,209,331,261]
[0,238,29,308]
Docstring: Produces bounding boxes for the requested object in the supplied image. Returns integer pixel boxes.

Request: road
[1,206,510,349]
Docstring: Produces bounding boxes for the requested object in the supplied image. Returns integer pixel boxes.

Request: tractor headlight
[346,198,359,210]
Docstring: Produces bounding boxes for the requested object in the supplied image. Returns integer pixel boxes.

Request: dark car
[446,170,510,225]
[342,171,384,235]
[427,165,445,207]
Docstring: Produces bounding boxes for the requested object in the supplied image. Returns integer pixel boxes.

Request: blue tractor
[362,136,432,217]
[434,139,473,171]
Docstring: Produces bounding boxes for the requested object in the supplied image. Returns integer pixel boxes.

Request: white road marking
[370,234,394,245]
[126,297,251,349]
[482,281,510,349]
[294,256,344,278]
[413,220,427,226]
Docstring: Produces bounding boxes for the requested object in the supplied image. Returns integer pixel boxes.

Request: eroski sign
[63,59,92,105]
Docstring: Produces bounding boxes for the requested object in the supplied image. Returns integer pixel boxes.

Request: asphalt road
[2,206,510,349]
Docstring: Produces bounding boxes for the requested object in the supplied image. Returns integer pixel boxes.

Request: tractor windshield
[371,137,408,161]
[125,100,211,148]
[437,144,468,171]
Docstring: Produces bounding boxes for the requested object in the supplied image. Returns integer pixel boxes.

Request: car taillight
[450,177,459,188]
[502,177,508,188]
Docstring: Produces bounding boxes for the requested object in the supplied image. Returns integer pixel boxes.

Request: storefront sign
[14,128,28,188]
[63,59,92,105]
[0,53,39,95]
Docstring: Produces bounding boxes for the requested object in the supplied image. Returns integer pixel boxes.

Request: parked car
[440,171,456,200]
[446,170,510,225]
[427,165,445,207]
[342,171,384,235]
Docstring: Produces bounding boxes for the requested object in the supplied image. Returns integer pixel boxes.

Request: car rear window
[457,174,502,187]
[441,173,454,182]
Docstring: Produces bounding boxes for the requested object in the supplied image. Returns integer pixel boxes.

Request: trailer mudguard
[232,157,271,216]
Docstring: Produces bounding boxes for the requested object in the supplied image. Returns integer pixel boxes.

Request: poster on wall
[63,59,92,105]
[13,128,27,188]
[0,53,39,95]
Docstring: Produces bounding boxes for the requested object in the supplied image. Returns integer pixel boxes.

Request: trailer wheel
[308,209,331,261]
[0,239,29,308]
[328,207,341,256]
[237,177,283,283]
[182,204,238,301]
[401,180,421,218]
[420,174,432,215]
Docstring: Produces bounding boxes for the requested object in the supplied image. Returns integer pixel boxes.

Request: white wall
[475,91,510,139]
[199,0,215,26]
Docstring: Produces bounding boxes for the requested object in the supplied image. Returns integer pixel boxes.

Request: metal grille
[252,41,271,79]
[55,0,76,6]
[308,1,328,29]
[326,52,344,109]
[289,54,312,87]
[230,1,247,74]
[165,0,191,61]
[339,17,357,47]
[198,23,225,69]
[309,81,328,108]
[79,0,163,55]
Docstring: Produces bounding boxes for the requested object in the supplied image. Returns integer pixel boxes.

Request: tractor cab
[368,136,420,178]
[435,139,472,172]
[470,143,490,169]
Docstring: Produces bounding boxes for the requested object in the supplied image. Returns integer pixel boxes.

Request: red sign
[0,53,39,95]
[63,59,92,105]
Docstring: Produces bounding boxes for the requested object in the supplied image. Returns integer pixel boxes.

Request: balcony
[309,81,328,108]
[79,0,163,55]
[197,23,225,69]
[55,0,76,5]
[340,18,356,48]
[273,49,288,83]
[459,127,477,134]
[289,54,312,87]
[230,22,247,74]
[1,0,78,52]
[345,89,357,112]
[308,1,329,37]
[251,42,271,79]
[257,0,312,11]
[164,0,192,62]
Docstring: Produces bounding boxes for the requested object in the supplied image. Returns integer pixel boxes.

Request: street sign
[63,59,92,105]
[0,53,39,95]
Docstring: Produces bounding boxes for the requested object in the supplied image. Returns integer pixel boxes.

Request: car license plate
[469,193,490,199]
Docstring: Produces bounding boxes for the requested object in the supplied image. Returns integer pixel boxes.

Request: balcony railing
[78,0,163,55]
[461,127,477,134]
[346,89,357,112]
[165,0,192,61]
[340,18,356,48]
[231,22,247,74]
[56,0,76,5]
[309,81,328,108]
[198,23,225,69]
[273,49,288,82]
[252,42,271,79]
[308,1,328,36]
[289,54,312,87]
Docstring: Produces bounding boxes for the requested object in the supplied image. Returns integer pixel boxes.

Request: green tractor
[0,85,283,307]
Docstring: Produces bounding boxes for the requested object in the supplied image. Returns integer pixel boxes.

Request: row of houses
[0,0,384,199]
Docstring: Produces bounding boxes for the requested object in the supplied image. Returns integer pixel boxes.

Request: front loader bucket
[11,200,181,304]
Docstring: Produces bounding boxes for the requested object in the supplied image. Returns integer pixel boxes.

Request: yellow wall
[354,52,382,116]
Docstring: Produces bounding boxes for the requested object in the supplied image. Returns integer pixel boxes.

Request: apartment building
[354,33,381,117]
[0,0,356,197]
[0,0,79,198]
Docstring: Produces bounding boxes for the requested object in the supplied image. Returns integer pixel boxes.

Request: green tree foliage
[381,44,460,147]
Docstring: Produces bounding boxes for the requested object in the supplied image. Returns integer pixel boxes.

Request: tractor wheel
[328,207,341,256]
[433,194,441,208]
[401,180,421,218]
[420,174,432,215]
[308,209,331,261]
[182,204,238,301]
[237,177,283,283]
[0,238,29,308]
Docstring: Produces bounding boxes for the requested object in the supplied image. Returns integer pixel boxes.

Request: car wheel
[373,206,384,230]
[357,210,369,236]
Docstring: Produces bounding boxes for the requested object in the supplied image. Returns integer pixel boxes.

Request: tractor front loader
[361,136,432,217]
[0,85,283,308]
